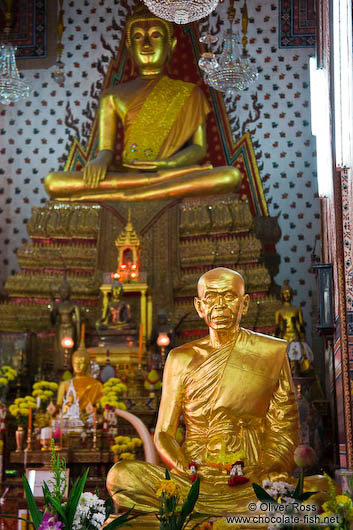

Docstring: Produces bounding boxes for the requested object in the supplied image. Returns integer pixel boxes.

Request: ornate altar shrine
[0,2,334,526]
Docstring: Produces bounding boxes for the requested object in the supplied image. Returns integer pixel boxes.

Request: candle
[81,322,85,342]
[28,407,32,432]
[93,407,97,450]
[138,323,143,363]
[60,413,63,449]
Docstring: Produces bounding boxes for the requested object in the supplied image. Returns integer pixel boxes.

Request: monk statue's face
[72,354,89,375]
[194,269,250,332]
[128,20,175,73]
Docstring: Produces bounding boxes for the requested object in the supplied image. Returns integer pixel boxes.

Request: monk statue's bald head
[195,268,249,332]
[197,267,245,298]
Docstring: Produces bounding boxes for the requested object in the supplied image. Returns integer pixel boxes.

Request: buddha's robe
[69,375,102,411]
[107,328,300,516]
[99,75,210,164]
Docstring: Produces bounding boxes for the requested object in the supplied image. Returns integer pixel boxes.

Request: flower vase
[15,425,24,452]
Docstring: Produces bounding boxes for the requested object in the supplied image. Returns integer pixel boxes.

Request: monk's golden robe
[99,75,210,164]
[107,328,300,516]
[71,375,103,411]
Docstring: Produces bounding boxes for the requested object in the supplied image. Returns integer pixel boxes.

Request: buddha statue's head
[58,276,71,301]
[72,346,90,376]
[194,267,250,332]
[281,280,293,303]
[111,279,123,301]
[126,5,176,76]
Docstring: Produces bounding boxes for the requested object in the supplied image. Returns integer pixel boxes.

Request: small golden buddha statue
[50,277,80,371]
[57,340,103,412]
[44,6,241,202]
[275,280,314,375]
[96,279,132,330]
[106,267,306,521]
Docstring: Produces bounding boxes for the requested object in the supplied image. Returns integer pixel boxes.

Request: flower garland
[99,377,127,409]
[32,381,58,407]
[9,395,36,422]
[0,365,17,386]
[188,449,249,486]
[111,435,143,461]
[0,365,17,403]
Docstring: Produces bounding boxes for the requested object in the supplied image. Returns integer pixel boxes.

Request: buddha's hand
[123,158,172,171]
[83,150,114,188]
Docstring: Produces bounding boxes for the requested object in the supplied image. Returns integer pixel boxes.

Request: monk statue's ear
[194,297,203,319]
[242,294,250,316]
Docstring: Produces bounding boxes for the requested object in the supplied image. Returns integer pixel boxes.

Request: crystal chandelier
[0,44,30,104]
[198,0,258,95]
[142,0,219,24]
[0,0,30,105]
[51,0,65,86]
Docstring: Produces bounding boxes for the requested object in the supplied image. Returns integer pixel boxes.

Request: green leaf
[252,483,279,504]
[0,514,35,527]
[296,491,318,502]
[65,468,89,529]
[179,477,200,527]
[46,495,68,524]
[41,482,51,507]
[165,468,171,480]
[105,495,115,518]
[294,472,304,498]
[22,475,43,530]
[103,507,144,530]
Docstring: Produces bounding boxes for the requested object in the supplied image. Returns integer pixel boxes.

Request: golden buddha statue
[57,340,103,412]
[44,7,241,202]
[96,279,132,331]
[275,280,314,375]
[106,267,307,522]
[50,277,80,371]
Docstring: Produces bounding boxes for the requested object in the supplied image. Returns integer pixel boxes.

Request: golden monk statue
[44,7,241,202]
[275,280,314,375]
[106,267,305,522]
[57,341,103,412]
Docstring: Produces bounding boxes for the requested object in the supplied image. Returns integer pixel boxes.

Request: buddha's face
[59,285,70,300]
[112,286,122,300]
[72,354,88,375]
[282,288,292,303]
[128,20,174,73]
[195,271,249,331]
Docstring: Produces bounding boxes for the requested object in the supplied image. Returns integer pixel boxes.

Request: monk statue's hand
[123,158,172,171]
[172,457,189,476]
[245,464,289,484]
[83,150,114,188]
